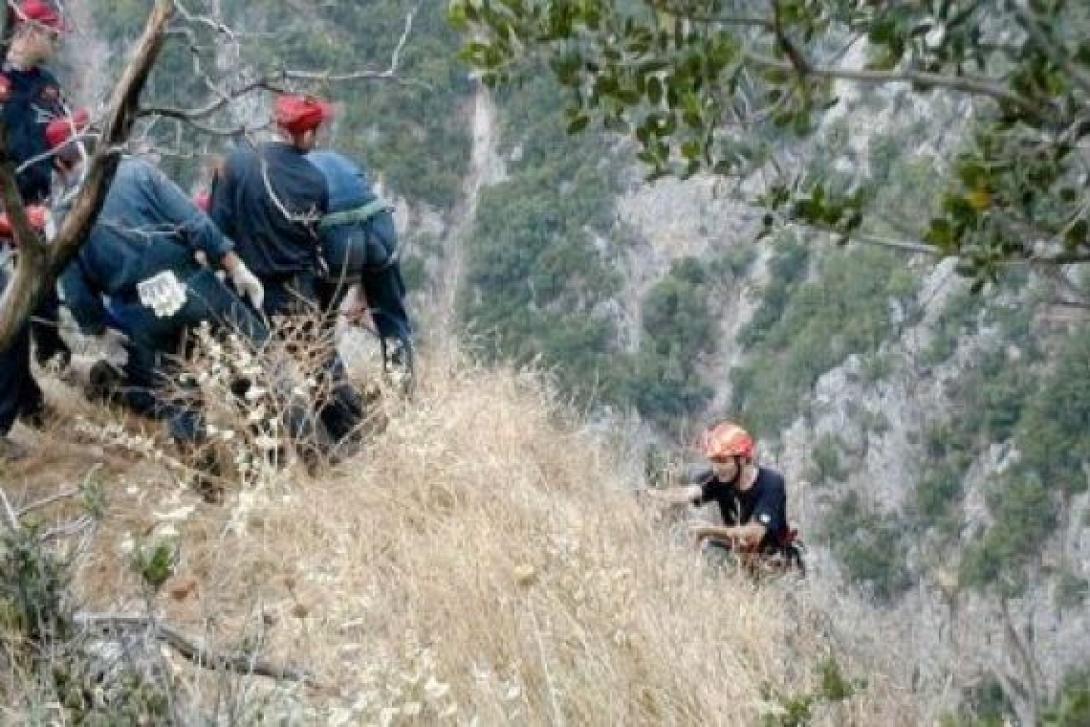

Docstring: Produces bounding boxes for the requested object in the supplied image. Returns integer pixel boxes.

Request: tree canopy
[449,0,1090,287]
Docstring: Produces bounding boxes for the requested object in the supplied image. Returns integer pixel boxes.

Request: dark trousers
[320,222,412,346]
[110,266,270,443]
[31,288,70,366]
[261,271,364,446]
[0,268,44,437]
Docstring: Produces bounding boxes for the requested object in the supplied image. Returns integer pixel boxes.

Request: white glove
[229,260,265,311]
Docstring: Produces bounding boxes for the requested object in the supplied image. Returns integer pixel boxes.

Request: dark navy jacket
[210,141,328,279]
[2,64,66,203]
[59,158,235,335]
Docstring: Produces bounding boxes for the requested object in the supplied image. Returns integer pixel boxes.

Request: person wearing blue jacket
[50,120,267,445]
[307,150,413,371]
[0,1,73,461]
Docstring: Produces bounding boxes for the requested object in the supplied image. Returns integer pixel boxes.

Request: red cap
[45,108,90,150]
[16,0,68,32]
[274,94,333,135]
[0,205,49,242]
[193,191,211,213]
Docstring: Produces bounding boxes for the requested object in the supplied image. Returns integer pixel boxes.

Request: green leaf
[567,114,590,134]
[1065,219,1088,249]
[648,76,663,105]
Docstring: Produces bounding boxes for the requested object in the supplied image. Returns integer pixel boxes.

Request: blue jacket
[2,64,67,203]
[306,151,379,212]
[60,158,235,335]
[307,151,397,273]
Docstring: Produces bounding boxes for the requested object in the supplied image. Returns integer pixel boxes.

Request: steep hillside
[4,2,1086,725]
[453,37,1090,727]
[2,353,917,724]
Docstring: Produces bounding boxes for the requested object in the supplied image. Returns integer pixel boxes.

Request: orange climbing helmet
[700,421,756,462]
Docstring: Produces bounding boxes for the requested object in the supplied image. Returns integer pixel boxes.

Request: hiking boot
[87,359,125,405]
[0,437,28,463]
[383,338,414,395]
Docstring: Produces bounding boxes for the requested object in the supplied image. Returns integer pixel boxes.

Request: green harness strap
[318,199,392,231]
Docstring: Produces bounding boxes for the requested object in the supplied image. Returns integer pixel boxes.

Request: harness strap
[318,199,392,231]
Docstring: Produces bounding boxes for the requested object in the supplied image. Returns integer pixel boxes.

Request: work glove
[229,259,265,311]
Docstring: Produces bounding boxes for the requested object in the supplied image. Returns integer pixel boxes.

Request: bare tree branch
[74,613,318,685]
[140,3,427,130]
[743,52,1042,116]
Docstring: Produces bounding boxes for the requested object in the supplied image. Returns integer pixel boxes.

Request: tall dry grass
[7,342,920,724]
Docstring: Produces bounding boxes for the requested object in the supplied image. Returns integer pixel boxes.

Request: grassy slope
[3,349,914,724]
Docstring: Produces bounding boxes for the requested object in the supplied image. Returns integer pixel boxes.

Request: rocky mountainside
[36,2,1089,724]
[451,60,1089,726]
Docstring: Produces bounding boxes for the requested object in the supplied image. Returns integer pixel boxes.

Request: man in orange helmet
[647,421,790,556]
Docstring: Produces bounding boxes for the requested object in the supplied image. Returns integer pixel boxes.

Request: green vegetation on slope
[731,243,917,439]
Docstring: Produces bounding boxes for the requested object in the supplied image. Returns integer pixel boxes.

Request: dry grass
[4,344,919,724]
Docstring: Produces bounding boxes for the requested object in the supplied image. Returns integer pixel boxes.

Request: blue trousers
[320,221,412,346]
[110,266,269,443]
[0,267,44,437]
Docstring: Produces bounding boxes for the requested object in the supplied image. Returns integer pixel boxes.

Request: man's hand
[222,252,264,311]
[340,285,377,333]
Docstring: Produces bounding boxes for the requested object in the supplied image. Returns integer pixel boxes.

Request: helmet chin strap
[730,458,758,489]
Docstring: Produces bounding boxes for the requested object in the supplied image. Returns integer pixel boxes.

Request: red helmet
[45,108,90,150]
[274,94,333,135]
[15,0,67,32]
[0,205,50,242]
[700,421,756,462]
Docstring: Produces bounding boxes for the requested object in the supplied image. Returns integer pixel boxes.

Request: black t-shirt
[1,64,66,203]
[210,142,329,278]
[690,466,789,549]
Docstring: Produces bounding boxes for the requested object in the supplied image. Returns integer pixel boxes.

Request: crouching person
[646,422,804,575]
[307,150,413,376]
[49,113,267,450]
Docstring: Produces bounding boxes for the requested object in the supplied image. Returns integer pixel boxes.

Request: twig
[38,515,94,542]
[284,4,421,86]
[17,486,84,518]
[74,613,318,685]
[0,487,20,532]
[743,51,1042,116]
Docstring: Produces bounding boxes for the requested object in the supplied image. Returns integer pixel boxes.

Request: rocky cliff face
[60,5,1086,719]
[524,76,1089,719]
